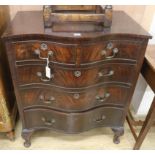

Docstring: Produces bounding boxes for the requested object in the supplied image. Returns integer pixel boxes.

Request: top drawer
[79,40,142,64]
[14,41,76,64]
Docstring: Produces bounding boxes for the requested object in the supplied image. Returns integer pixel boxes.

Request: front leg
[22,129,34,148]
[111,127,124,144]
[6,130,15,141]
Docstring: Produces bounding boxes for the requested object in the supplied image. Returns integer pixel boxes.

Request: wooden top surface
[145,45,155,72]
[2,11,152,40]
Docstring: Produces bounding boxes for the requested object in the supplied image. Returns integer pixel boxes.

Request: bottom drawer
[24,107,124,133]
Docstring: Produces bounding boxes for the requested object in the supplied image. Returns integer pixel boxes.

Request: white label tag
[45,66,51,78]
[73,33,81,37]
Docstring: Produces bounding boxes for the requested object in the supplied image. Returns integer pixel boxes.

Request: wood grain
[43,5,112,31]
[24,107,124,133]
[2,11,151,147]
[14,41,76,64]
[20,84,130,111]
[16,63,135,88]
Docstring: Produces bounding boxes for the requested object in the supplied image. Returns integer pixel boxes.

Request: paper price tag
[45,66,51,78]
[73,33,81,37]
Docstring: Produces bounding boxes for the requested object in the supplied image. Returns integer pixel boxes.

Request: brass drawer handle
[94,115,106,123]
[73,93,80,99]
[41,117,56,126]
[101,42,118,59]
[100,42,113,56]
[106,48,119,59]
[74,71,81,77]
[107,42,113,50]
[98,70,114,77]
[101,48,118,59]
[40,43,48,51]
[34,49,54,60]
[39,95,55,104]
[96,92,110,102]
[37,72,54,82]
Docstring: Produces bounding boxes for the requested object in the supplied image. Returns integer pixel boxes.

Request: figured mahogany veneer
[24,107,124,133]
[14,41,76,64]
[2,11,151,147]
[20,84,130,111]
[16,63,135,87]
[79,40,142,64]
[14,40,141,65]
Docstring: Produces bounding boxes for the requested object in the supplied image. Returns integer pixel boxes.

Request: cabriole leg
[6,130,15,141]
[111,127,124,144]
[22,129,34,148]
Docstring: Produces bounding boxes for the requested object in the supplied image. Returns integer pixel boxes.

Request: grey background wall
[9,5,155,32]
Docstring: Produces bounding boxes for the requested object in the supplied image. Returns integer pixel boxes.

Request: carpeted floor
[0,119,155,150]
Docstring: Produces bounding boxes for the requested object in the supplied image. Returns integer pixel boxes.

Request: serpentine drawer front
[20,84,130,111]
[2,11,151,147]
[24,107,124,133]
[79,40,142,64]
[16,63,135,87]
[14,40,141,65]
[14,41,76,64]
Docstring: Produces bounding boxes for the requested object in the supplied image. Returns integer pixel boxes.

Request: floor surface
[0,120,155,150]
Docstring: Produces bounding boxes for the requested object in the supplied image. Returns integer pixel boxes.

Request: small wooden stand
[43,5,112,32]
[127,45,155,149]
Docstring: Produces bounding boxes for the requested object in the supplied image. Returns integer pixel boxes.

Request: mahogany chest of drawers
[2,11,151,147]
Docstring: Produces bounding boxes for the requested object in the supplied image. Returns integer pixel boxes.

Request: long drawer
[20,84,130,111]
[24,107,124,133]
[16,63,135,87]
